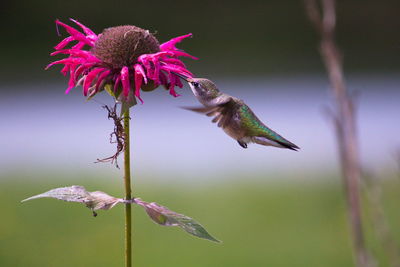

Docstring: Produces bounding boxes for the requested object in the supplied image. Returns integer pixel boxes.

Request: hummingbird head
[186,78,221,103]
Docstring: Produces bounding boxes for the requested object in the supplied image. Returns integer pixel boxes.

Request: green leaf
[135,198,221,243]
[22,186,123,216]
[104,84,117,98]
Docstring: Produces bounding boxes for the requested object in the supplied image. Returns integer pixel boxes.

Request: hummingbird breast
[219,101,249,140]
[223,121,247,140]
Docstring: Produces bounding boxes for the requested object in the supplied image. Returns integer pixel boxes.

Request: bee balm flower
[47,19,196,103]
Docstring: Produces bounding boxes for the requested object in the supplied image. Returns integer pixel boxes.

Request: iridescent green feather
[238,105,289,144]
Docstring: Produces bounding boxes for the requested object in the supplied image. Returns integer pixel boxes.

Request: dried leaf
[22,186,123,216]
[22,187,221,242]
[21,185,91,203]
[86,191,122,211]
[135,198,220,243]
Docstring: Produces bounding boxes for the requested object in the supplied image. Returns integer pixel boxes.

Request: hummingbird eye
[192,82,200,88]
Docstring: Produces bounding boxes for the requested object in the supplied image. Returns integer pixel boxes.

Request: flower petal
[160,33,192,51]
[162,57,186,67]
[55,20,94,47]
[114,75,121,92]
[83,68,105,96]
[168,73,180,97]
[169,50,198,60]
[120,66,131,97]
[95,70,111,92]
[137,55,152,72]
[151,60,161,85]
[71,42,86,50]
[61,65,70,76]
[133,65,146,103]
[160,63,193,78]
[54,36,74,50]
[51,49,100,63]
[65,65,78,94]
[46,58,83,70]
[174,73,184,88]
[69,18,98,44]
[69,18,96,37]
[134,64,147,84]
[73,64,87,82]
[159,72,168,86]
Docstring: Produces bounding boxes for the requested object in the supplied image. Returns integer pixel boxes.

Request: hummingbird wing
[182,98,237,129]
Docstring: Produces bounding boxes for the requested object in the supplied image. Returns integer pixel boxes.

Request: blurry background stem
[304,0,371,266]
[123,109,132,267]
[364,173,400,267]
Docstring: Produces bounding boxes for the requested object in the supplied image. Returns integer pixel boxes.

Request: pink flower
[47,19,197,103]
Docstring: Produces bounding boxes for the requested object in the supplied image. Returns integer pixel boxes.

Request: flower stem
[123,109,132,267]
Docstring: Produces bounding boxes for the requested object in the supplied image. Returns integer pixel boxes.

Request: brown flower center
[92,25,160,69]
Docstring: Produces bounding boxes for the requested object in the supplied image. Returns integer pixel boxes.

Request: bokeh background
[1,1,399,266]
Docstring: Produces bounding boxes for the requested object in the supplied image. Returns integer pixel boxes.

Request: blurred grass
[1,172,399,266]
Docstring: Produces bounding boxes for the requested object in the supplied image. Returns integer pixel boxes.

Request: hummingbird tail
[275,140,300,151]
[253,136,300,151]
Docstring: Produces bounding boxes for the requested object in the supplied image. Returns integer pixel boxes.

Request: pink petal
[61,65,69,76]
[137,54,151,71]
[65,65,78,94]
[74,62,98,80]
[149,51,174,59]
[55,36,74,50]
[51,49,81,57]
[162,57,186,67]
[160,63,192,78]
[83,68,105,96]
[151,60,161,85]
[114,75,121,93]
[174,73,184,88]
[140,60,154,83]
[134,64,147,84]
[69,18,95,36]
[169,81,178,97]
[69,18,98,43]
[169,50,198,60]
[159,72,168,86]
[72,42,86,50]
[160,33,192,51]
[95,70,111,92]
[73,64,86,82]
[168,72,181,97]
[133,65,145,103]
[46,58,83,69]
[120,66,131,97]
[55,20,94,47]
[51,49,100,63]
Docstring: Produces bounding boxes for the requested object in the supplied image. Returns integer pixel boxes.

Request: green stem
[123,109,132,267]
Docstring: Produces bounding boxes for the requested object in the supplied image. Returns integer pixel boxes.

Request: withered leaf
[22,186,123,216]
[135,198,220,243]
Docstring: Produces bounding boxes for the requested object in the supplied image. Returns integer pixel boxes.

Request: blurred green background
[1,0,400,266]
[2,173,400,267]
[0,174,400,267]
[1,0,400,83]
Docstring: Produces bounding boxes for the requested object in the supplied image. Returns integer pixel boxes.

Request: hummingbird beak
[170,71,190,82]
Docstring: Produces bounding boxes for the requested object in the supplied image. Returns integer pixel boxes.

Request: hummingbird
[181,77,299,151]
